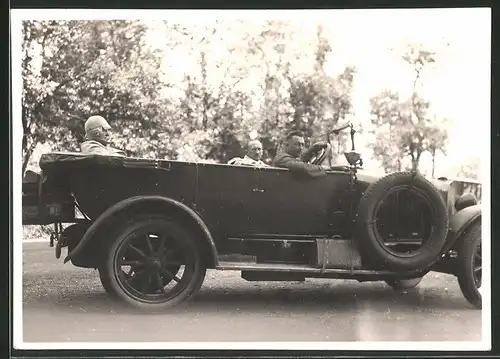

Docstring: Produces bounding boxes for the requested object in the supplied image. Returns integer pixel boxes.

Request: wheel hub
[146,258,161,269]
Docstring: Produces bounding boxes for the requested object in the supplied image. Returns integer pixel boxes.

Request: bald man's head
[247,140,263,161]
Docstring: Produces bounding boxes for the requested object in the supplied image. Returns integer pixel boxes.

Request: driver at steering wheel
[272,130,330,178]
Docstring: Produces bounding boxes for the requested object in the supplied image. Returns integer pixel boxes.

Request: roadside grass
[23,225,53,241]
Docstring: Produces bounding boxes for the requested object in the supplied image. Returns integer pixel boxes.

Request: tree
[369,90,408,173]
[243,20,298,161]
[21,20,166,173]
[426,119,449,178]
[285,26,355,168]
[456,157,480,181]
[256,24,356,160]
[160,20,258,163]
[368,43,448,173]
[401,44,449,172]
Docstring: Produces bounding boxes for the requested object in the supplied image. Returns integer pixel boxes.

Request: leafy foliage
[21,20,455,179]
[368,44,448,174]
[22,20,166,171]
[456,157,480,181]
[252,24,356,161]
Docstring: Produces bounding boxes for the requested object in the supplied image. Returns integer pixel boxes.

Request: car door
[247,167,352,236]
[194,163,261,237]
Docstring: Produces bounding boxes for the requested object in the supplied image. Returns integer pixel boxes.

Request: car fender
[63,195,219,267]
[444,204,481,251]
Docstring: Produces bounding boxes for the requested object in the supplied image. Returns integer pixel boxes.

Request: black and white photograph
[11,7,491,351]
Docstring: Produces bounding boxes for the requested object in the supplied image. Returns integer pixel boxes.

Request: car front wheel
[456,221,482,309]
[103,215,206,310]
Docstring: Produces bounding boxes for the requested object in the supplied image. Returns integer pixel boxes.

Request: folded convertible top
[39,152,174,173]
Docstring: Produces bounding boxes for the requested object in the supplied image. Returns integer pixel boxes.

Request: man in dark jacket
[272,130,330,178]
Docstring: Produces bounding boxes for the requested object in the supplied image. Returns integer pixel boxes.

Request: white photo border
[10,7,492,352]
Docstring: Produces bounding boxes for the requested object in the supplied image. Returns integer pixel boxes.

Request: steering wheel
[309,143,332,165]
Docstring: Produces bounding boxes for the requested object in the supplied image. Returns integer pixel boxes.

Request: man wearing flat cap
[80,115,126,156]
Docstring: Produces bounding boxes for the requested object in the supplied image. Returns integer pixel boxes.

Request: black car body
[21,143,483,310]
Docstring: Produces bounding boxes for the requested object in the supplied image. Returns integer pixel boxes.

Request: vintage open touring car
[22,125,483,310]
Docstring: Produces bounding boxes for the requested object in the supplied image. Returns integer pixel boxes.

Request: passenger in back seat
[228,140,269,167]
[80,115,126,157]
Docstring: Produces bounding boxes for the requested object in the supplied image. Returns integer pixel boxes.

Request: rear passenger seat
[23,169,42,194]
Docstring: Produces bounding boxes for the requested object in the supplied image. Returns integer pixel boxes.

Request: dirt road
[20,241,482,345]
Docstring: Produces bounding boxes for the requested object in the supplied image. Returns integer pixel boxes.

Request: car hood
[354,170,481,216]
[355,170,453,194]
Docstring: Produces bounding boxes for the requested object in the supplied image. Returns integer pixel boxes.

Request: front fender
[63,195,219,267]
[444,204,481,251]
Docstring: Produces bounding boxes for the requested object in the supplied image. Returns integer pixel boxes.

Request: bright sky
[318,8,491,176]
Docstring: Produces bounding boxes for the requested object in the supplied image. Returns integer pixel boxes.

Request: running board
[215,261,396,276]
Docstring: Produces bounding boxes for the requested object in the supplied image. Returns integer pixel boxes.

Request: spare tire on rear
[356,171,449,272]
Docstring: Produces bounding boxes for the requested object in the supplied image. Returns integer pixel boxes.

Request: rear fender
[443,204,481,252]
[63,196,219,268]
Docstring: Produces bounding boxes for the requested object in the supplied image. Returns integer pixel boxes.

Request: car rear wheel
[103,215,206,310]
[98,266,117,297]
[356,172,449,271]
[456,221,482,309]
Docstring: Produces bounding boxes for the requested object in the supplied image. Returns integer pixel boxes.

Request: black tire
[98,236,180,298]
[356,172,449,271]
[98,267,118,297]
[456,221,482,309]
[103,215,206,310]
[99,263,181,298]
[385,277,423,290]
